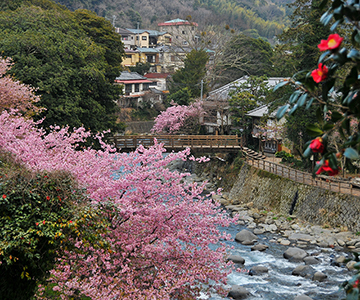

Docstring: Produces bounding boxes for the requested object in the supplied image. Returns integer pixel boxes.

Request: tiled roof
[115,71,147,81]
[144,73,170,79]
[126,29,169,37]
[158,19,198,27]
[137,48,159,53]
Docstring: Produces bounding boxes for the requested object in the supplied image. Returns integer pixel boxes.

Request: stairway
[242,147,267,160]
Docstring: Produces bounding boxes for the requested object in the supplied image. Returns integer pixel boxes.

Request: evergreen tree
[0,0,125,133]
[169,49,209,105]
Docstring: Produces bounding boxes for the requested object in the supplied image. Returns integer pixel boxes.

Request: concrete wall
[229,163,360,232]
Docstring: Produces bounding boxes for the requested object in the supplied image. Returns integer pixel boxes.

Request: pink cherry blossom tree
[0,57,43,116]
[152,100,205,134]
[0,110,234,299]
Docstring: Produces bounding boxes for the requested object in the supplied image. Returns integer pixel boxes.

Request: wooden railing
[110,135,242,153]
[246,156,360,197]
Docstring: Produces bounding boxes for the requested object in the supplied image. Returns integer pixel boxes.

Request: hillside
[53,0,295,39]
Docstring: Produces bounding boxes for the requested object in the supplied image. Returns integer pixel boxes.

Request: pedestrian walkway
[245,156,360,197]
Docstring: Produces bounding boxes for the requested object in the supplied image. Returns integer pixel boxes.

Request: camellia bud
[336,152,342,159]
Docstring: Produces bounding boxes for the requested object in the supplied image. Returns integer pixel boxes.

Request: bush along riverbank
[189,153,360,299]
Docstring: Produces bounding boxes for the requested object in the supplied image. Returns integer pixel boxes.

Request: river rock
[251,244,268,252]
[235,229,258,245]
[346,260,357,271]
[292,265,316,278]
[284,247,308,261]
[248,265,269,276]
[294,295,313,300]
[303,257,320,265]
[279,239,291,246]
[253,228,265,235]
[228,285,250,299]
[288,233,313,242]
[313,271,327,282]
[227,254,245,264]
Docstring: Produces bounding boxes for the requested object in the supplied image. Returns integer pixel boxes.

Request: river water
[204,221,352,300]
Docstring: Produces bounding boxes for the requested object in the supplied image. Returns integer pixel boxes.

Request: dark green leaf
[289,91,301,104]
[348,49,360,60]
[306,98,314,110]
[289,104,298,116]
[319,0,329,10]
[320,12,333,26]
[273,81,289,91]
[330,19,342,31]
[323,123,334,131]
[342,118,351,135]
[297,93,308,107]
[306,124,324,137]
[344,148,359,160]
[316,107,323,124]
[318,50,331,63]
[303,145,312,158]
[276,104,289,120]
[328,153,338,170]
[347,288,359,300]
[353,30,360,46]
[330,111,343,122]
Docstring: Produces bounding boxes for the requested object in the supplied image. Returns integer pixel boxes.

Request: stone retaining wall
[229,163,360,232]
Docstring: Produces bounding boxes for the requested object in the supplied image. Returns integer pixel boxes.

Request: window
[182,41,188,45]
[182,31,186,34]
[122,36,128,41]
[142,36,147,40]
[135,84,139,92]
[125,84,132,94]
[126,55,131,59]
[136,36,139,40]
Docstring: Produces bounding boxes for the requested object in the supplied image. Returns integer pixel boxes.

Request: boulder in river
[313,271,327,282]
[292,265,316,278]
[228,285,250,299]
[248,265,269,276]
[294,295,313,300]
[283,247,308,261]
[227,254,245,265]
[251,244,268,252]
[235,229,258,245]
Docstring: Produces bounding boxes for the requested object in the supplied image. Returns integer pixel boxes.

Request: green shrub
[0,153,84,300]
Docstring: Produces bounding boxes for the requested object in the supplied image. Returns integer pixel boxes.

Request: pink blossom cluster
[0,57,43,116]
[0,111,234,299]
[152,100,205,134]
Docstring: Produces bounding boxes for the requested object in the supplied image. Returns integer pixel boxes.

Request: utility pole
[200,79,203,100]
[137,22,140,48]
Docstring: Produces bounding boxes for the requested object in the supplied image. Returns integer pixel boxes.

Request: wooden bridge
[110,135,242,153]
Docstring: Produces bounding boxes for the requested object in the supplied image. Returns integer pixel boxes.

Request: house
[137,48,161,72]
[115,28,135,49]
[246,104,285,154]
[203,76,288,136]
[114,71,152,107]
[158,18,198,47]
[144,73,171,91]
[157,45,190,73]
[126,29,150,48]
[122,49,140,68]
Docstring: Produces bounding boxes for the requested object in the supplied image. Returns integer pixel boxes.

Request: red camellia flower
[311,63,328,83]
[46,196,50,200]
[353,279,360,288]
[318,34,344,51]
[316,160,339,176]
[2,194,6,199]
[310,137,325,154]
[43,220,46,225]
